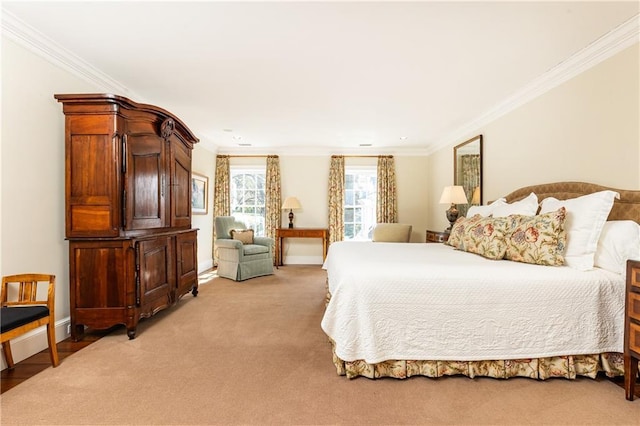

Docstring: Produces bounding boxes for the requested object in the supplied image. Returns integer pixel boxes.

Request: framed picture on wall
[191,172,208,215]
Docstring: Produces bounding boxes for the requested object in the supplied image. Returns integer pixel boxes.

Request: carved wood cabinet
[55,94,199,340]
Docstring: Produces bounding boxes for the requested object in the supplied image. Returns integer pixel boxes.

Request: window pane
[230,167,267,236]
[344,167,377,241]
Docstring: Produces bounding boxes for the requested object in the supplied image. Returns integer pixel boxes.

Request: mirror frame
[453,135,483,216]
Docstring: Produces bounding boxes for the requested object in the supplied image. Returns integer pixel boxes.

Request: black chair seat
[1,306,49,332]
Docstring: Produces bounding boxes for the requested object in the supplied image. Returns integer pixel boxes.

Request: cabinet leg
[126,328,137,340]
[72,324,84,342]
[624,355,638,401]
[191,285,198,297]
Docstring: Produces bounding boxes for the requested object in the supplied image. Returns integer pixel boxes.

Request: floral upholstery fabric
[327,338,625,380]
[504,207,567,266]
[446,214,482,249]
[457,216,510,260]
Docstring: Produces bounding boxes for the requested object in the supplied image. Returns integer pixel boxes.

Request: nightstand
[426,230,449,243]
[625,259,640,401]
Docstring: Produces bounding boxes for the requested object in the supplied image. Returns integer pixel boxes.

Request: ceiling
[2,1,638,155]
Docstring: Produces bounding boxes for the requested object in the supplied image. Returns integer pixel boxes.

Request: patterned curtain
[327,155,345,244]
[265,155,281,254]
[376,155,397,223]
[213,155,231,265]
[459,154,480,217]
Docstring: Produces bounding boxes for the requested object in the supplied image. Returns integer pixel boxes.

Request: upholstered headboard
[502,182,640,223]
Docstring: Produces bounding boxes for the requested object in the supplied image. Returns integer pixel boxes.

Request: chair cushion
[243,244,270,255]
[1,306,49,332]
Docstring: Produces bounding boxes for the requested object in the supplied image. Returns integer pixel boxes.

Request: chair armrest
[216,239,243,250]
[254,237,274,249]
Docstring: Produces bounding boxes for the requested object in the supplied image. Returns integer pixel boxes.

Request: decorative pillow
[594,221,640,274]
[504,207,567,266]
[466,198,506,218]
[540,190,619,271]
[230,229,254,244]
[456,216,510,260]
[490,192,539,218]
[446,214,483,249]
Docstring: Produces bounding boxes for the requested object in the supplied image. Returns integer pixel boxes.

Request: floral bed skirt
[328,338,625,380]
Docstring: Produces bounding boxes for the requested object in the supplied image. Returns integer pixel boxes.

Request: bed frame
[327,181,640,380]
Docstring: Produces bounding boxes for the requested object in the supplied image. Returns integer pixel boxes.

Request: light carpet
[1,265,638,425]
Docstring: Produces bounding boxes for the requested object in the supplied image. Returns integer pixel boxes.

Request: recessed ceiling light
[223,129,233,132]
[238,143,252,147]
[399,136,408,140]
[359,143,372,147]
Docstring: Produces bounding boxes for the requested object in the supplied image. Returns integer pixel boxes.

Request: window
[230,167,266,236]
[344,166,377,240]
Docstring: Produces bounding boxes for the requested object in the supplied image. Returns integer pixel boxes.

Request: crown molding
[426,13,640,155]
[1,9,139,99]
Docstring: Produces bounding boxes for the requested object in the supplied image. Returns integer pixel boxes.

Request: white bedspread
[320,241,625,364]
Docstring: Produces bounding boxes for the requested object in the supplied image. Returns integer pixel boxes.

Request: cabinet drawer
[279,229,326,238]
[631,264,640,290]
[630,321,640,355]
[629,291,640,323]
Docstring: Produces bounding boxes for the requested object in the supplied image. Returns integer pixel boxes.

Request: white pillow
[490,192,539,218]
[466,198,506,217]
[540,190,619,271]
[594,221,640,274]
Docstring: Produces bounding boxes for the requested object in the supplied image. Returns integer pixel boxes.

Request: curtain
[213,155,231,265]
[265,155,281,254]
[459,154,480,217]
[376,155,397,223]
[327,155,345,245]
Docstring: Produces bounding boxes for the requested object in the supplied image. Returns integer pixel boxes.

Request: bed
[321,182,640,380]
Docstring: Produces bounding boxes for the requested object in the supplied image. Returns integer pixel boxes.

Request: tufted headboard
[502,182,640,223]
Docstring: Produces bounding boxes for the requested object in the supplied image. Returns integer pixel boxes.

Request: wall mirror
[454,135,483,218]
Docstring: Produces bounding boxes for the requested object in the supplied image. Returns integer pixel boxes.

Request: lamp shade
[439,186,468,204]
[282,196,302,210]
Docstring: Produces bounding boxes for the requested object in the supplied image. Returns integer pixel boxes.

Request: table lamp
[439,186,468,232]
[282,196,302,228]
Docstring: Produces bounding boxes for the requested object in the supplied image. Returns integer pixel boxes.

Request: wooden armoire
[55,94,199,340]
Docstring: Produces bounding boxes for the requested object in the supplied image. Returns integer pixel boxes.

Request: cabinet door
[68,239,135,338]
[66,115,120,237]
[170,137,192,228]
[176,230,198,299]
[125,134,167,230]
[136,236,174,316]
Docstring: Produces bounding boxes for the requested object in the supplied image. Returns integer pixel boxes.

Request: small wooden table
[276,228,329,266]
[426,230,449,243]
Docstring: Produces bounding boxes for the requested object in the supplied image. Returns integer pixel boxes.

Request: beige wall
[427,43,640,231]
[1,37,100,366]
[191,145,216,271]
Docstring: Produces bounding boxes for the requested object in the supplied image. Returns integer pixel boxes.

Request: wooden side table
[276,228,329,266]
[426,230,449,243]
[625,259,640,401]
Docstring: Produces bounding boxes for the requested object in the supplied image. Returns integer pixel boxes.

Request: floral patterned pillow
[504,207,567,266]
[446,214,483,249]
[457,216,510,260]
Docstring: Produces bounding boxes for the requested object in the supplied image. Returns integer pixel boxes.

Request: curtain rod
[332,155,393,158]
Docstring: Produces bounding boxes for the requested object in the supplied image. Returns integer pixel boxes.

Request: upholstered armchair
[214,216,275,281]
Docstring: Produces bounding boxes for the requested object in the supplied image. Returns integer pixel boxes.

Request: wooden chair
[1,274,59,368]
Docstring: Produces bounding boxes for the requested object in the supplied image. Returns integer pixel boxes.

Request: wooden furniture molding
[426,230,449,243]
[276,228,328,266]
[625,259,640,401]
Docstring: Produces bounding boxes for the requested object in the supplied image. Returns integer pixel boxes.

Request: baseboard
[279,255,324,265]
[1,317,71,371]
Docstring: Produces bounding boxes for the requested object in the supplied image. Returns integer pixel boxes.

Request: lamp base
[288,210,294,228]
[445,203,460,232]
